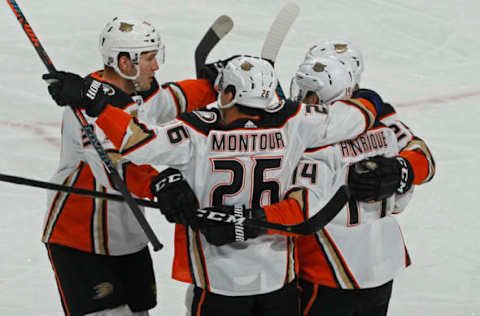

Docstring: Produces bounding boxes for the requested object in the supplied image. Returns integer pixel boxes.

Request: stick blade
[212,15,234,38]
[261,1,300,62]
[195,15,234,77]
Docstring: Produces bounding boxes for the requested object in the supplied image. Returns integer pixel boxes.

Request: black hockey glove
[197,205,267,247]
[352,88,384,114]
[42,71,109,117]
[348,156,414,202]
[150,168,199,229]
[198,54,240,87]
[42,71,84,106]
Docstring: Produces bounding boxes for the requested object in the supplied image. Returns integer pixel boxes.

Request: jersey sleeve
[380,103,436,184]
[95,105,193,169]
[171,78,217,113]
[121,163,159,199]
[61,108,117,190]
[301,97,377,148]
[139,78,216,124]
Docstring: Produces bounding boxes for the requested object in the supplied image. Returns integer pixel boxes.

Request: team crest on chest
[193,110,217,123]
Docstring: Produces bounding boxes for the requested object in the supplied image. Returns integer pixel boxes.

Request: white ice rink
[1,0,479,315]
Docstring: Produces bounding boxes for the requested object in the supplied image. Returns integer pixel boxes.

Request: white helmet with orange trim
[290,55,355,105]
[99,17,165,81]
[305,40,364,85]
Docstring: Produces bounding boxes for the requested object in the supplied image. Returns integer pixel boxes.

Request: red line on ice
[396,90,480,107]
[0,121,60,148]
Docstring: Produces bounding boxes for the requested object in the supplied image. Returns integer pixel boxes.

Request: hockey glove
[197,205,267,247]
[150,168,199,229]
[198,55,240,88]
[42,71,109,117]
[348,156,414,202]
[42,71,84,106]
[352,88,383,114]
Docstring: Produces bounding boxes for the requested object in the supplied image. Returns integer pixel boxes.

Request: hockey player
[291,43,435,316]
[49,55,383,315]
[198,51,435,315]
[41,17,215,316]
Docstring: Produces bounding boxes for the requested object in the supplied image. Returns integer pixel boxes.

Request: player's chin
[139,80,153,91]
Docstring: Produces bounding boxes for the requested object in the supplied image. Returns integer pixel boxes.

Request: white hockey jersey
[93,98,378,295]
[42,71,215,255]
[294,107,428,289]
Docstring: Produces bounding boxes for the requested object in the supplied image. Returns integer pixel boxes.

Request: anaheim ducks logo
[313,62,326,72]
[101,83,115,96]
[119,22,134,32]
[240,61,254,71]
[192,110,217,123]
[92,282,114,300]
[334,43,348,53]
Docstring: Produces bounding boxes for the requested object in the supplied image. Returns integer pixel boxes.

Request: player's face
[302,92,319,105]
[137,50,160,91]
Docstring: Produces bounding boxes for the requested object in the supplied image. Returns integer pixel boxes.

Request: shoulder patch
[101,83,115,96]
[264,100,285,113]
[177,108,221,135]
[85,73,134,110]
[192,110,218,124]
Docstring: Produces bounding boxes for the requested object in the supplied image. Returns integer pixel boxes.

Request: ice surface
[1,0,479,315]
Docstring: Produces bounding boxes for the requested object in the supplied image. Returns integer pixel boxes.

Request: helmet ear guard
[99,17,165,81]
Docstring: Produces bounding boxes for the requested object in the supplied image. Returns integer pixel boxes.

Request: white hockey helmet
[290,55,355,105]
[305,40,364,85]
[217,56,279,110]
[99,17,165,80]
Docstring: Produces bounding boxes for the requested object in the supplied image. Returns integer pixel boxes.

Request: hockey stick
[195,15,234,78]
[6,0,163,251]
[0,172,158,208]
[0,170,348,235]
[261,1,300,100]
[197,185,350,235]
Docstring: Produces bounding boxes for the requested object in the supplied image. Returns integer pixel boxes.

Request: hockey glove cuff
[197,205,267,247]
[150,168,199,229]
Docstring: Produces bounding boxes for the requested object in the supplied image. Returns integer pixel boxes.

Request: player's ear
[220,89,234,105]
[303,91,319,105]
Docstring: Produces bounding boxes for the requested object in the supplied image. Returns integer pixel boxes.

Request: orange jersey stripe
[123,163,157,200]
[96,105,132,149]
[47,164,98,253]
[399,149,429,184]
[263,198,304,236]
[172,224,194,284]
[297,234,337,288]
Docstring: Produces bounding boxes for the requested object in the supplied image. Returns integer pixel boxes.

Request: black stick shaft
[6,0,163,250]
[0,172,158,209]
